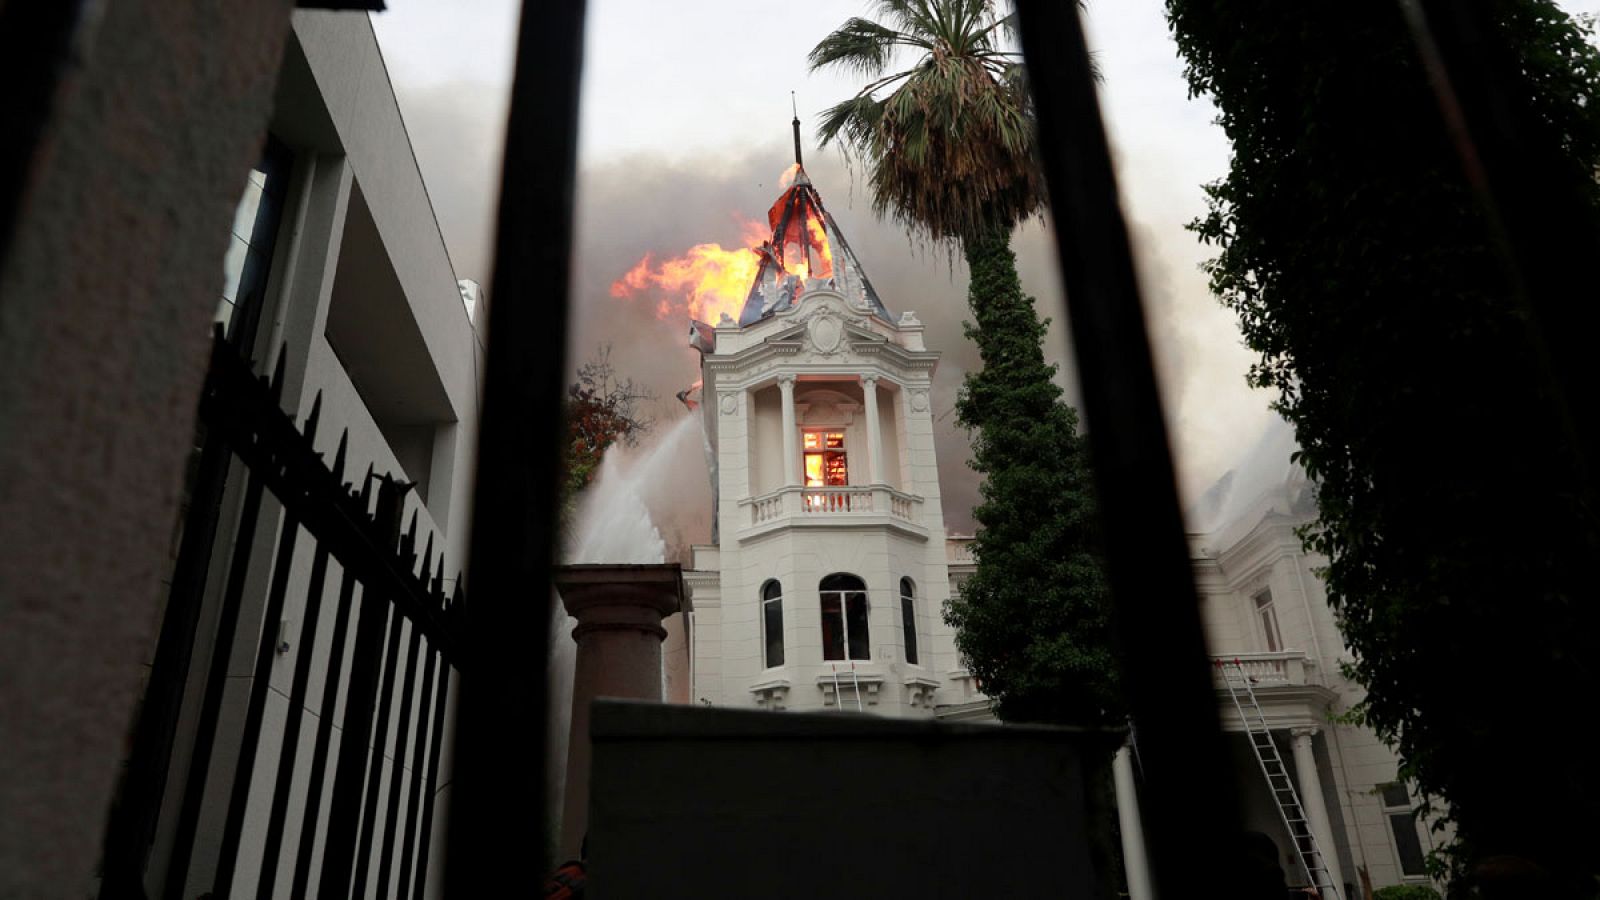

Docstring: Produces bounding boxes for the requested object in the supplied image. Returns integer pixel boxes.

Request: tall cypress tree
[946,227,1122,726]
[809,0,1122,728]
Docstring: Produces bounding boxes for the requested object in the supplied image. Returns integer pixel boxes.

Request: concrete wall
[0,2,298,894]
[587,701,1111,899]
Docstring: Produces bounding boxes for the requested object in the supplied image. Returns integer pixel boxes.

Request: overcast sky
[367,1,1600,534]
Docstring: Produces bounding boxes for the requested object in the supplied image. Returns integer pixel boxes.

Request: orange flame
[609,219,768,324]
[778,163,801,189]
[612,167,839,324]
[806,216,834,279]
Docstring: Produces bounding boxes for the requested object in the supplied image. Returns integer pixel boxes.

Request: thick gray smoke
[398,81,1274,540]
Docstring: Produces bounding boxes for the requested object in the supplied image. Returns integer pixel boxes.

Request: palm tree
[809,0,1122,732]
[809,0,1041,252]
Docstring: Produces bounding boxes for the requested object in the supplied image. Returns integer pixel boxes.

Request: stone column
[862,374,884,485]
[555,564,685,859]
[778,375,800,486]
[1290,727,1346,894]
[1112,745,1154,900]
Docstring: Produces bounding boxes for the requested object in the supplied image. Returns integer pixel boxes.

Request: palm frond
[810,0,1047,245]
[871,0,942,41]
[807,18,908,78]
[816,95,887,154]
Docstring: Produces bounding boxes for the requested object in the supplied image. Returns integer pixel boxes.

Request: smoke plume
[397,81,1275,538]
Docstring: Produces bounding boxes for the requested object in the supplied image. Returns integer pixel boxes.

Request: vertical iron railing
[444,0,587,892]
[1012,2,1248,897]
[99,332,465,899]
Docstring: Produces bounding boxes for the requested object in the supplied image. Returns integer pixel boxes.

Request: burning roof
[737,165,891,326]
[609,118,893,331]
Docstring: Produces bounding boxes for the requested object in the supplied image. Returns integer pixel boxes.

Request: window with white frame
[1380,781,1428,877]
[802,430,849,486]
[761,579,784,668]
[899,577,919,665]
[1254,588,1283,652]
[820,573,869,661]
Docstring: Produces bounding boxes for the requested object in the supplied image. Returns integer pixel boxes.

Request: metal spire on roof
[731,106,893,326]
[791,91,803,168]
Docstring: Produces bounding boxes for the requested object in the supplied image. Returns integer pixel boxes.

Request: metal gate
[99,331,464,899]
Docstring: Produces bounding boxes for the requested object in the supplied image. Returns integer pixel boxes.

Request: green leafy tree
[563,344,653,516]
[1168,0,1600,889]
[809,0,1122,728]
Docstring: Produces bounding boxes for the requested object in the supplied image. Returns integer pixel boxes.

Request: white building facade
[675,158,1439,899]
[685,169,980,717]
[944,423,1444,899]
[1183,438,1445,898]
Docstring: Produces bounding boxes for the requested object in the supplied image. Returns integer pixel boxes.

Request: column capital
[777,373,797,389]
[860,372,880,387]
[1289,725,1320,739]
[555,563,685,640]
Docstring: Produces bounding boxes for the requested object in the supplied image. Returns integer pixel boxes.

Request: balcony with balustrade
[737,484,926,540]
[1210,651,1338,731]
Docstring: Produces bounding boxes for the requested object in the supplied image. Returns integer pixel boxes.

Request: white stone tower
[685,140,979,716]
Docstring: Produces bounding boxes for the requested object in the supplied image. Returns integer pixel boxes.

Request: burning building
[674,123,984,717]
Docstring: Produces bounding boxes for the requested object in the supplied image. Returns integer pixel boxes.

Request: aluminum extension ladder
[830,663,864,712]
[1216,659,1341,899]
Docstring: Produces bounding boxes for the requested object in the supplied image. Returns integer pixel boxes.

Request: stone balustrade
[739,484,924,530]
[1211,650,1310,686]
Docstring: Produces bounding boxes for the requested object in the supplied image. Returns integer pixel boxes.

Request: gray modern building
[114,11,484,898]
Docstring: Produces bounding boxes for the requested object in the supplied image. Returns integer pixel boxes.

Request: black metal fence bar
[446,0,587,886]
[396,637,441,900]
[1012,2,1245,897]
[212,398,321,897]
[291,553,364,899]
[410,618,454,900]
[255,532,333,899]
[319,587,393,897]
[257,437,347,898]
[352,585,410,898]
[375,600,427,899]
[163,467,268,900]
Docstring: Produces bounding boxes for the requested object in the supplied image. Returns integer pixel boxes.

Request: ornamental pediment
[758,297,889,360]
[704,289,939,379]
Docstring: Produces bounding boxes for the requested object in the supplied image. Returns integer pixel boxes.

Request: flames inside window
[803,431,848,487]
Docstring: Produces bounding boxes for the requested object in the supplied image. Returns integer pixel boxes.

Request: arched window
[761,579,784,668]
[900,577,919,665]
[820,573,869,661]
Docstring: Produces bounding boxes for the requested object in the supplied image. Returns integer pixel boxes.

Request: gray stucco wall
[0,2,295,893]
